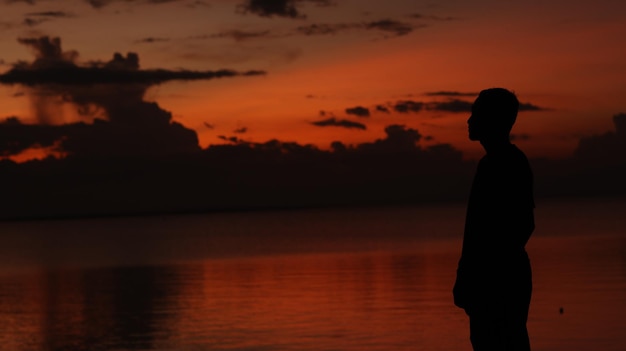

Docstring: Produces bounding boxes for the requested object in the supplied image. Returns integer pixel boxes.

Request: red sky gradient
[1,0,625,161]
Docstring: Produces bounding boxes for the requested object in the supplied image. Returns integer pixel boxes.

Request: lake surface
[0,199,625,351]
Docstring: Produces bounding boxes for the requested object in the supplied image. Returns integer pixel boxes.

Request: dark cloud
[135,37,170,44]
[86,0,182,8]
[574,113,626,166]
[324,96,546,120]
[237,0,301,18]
[234,127,248,134]
[237,0,334,19]
[296,23,356,35]
[424,91,478,97]
[0,116,84,156]
[311,117,366,130]
[423,91,547,111]
[0,37,264,86]
[21,11,73,27]
[426,99,473,113]
[357,125,422,152]
[519,102,546,111]
[218,135,242,143]
[22,17,45,27]
[0,36,263,158]
[365,19,415,37]
[376,105,390,113]
[296,19,418,37]
[209,29,274,42]
[203,122,214,129]
[525,112,626,198]
[26,11,73,17]
[394,100,424,113]
[13,37,79,68]
[2,113,626,220]
[345,106,370,118]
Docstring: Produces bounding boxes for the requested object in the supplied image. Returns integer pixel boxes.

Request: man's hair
[476,88,519,131]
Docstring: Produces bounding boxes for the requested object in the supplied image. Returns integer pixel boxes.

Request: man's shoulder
[509,144,532,166]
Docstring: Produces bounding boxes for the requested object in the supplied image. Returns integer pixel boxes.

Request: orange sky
[1,0,625,161]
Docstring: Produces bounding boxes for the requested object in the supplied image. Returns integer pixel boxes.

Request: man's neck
[480,137,512,156]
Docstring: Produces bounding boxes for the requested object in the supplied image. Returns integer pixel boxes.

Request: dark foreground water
[0,199,625,351]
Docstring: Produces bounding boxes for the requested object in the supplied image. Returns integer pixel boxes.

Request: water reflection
[0,250,466,351]
[0,266,185,351]
[0,233,625,351]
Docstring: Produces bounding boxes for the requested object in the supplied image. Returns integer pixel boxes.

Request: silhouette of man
[453,88,534,351]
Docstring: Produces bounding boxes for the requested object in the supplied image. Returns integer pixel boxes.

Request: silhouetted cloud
[345,106,370,118]
[376,105,390,113]
[237,0,334,18]
[296,19,418,37]
[22,18,44,27]
[296,23,355,35]
[209,29,274,42]
[135,37,171,44]
[22,11,74,27]
[427,99,473,113]
[0,116,86,156]
[203,122,215,129]
[2,112,626,220]
[394,100,424,113]
[357,124,422,151]
[218,135,242,143]
[234,127,248,134]
[0,37,264,86]
[519,102,546,111]
[326,96,546,119]
[22,11,73,27]
[238,0,300,18]
[85,0,182,8]
[0,36,264,158]
[365,19,415,37]
[574,113,626,165]
[311,117,366,130]
[26,11,73,17]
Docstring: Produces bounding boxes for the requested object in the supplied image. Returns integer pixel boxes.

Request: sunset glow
[1,0,625,162]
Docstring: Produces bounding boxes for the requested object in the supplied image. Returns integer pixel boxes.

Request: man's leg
[469,310,503,351]
[503,299,531,351]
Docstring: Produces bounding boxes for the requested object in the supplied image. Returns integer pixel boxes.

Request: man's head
[468,88,519,142]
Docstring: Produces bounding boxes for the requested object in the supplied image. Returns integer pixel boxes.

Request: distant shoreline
[1,194,623,223]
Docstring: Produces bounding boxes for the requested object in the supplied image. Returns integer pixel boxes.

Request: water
[0,199,625,351]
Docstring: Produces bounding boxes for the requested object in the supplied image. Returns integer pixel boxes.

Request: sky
[0,0,625,218]
[1,0,624,159]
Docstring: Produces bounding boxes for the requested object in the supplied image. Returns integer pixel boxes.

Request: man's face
[467,99,487,141]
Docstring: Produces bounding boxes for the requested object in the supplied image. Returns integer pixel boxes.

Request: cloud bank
[0,36,264,158]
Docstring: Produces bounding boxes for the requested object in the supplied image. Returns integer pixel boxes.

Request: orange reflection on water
[170,250,466,351]
[0,231,625,351]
